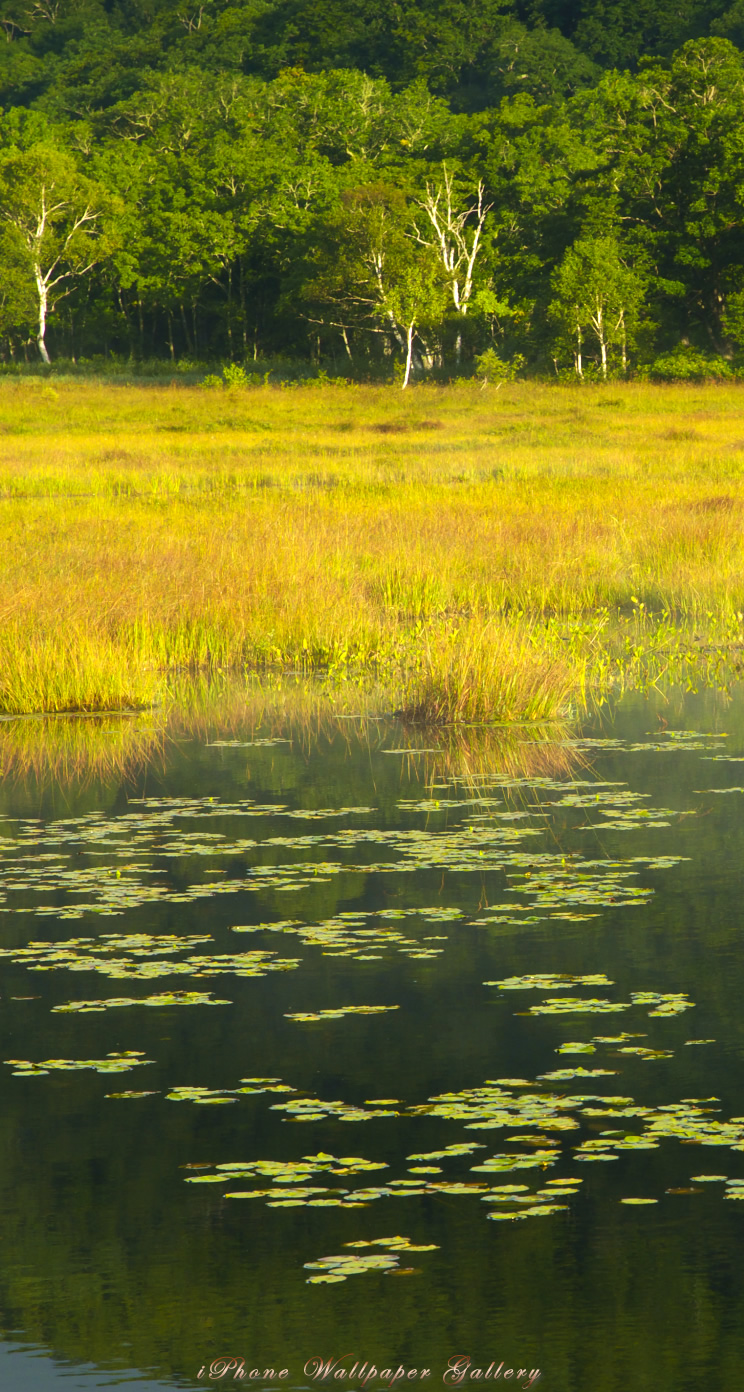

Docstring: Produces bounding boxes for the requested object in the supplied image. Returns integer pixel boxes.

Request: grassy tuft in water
[397,620,577,724]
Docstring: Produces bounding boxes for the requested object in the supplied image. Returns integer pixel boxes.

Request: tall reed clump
[0,626,160,716]
[396,620,580,724]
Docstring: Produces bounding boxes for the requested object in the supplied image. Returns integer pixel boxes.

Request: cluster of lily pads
[184,1148,569,1215]
[232,909,454,962]
[5,1051,152,1076]
[52,990,231,1013]
[304,1236,439,1283]
[165,1078,295,1105]
[270,1097,400,1123]
[4,725,744,1276]
[206,739,291,749]
[0,934,301,982]
[556,1036,675,1061]
[176,1065,744,1224]
[186,1152,393,1207]
[484,973,695,1020]
[0,773,693,939]
[564,731,727,755]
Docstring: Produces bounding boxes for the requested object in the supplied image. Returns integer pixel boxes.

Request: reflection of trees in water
[1,1043,742,1388]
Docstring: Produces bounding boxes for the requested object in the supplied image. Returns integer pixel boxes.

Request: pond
[1,684,744,1392]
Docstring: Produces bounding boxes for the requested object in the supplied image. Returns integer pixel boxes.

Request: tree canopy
[0,1,743,377]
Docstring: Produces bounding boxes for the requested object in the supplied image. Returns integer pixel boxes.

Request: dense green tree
[0,0,742,369]
[548,234,646,375]
[298,185,449,383]
[644,39,744,352]
[0,135,113,360]
[722,287,744,350]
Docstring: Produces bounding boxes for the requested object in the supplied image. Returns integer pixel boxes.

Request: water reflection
[0,682,741,1391]
[0,1343,176,1391]
[0,674,580,791]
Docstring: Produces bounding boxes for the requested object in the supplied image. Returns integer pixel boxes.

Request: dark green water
[2,688,744,1392]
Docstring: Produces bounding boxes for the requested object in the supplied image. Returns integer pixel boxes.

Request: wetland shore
[2,378,744,721]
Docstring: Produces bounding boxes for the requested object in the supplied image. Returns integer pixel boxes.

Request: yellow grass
[1,377,744,719]
[396,619,577,723]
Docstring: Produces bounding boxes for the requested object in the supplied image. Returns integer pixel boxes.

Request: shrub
[474,349,525,386]
[650,347,734,382]
[222,363,250,389]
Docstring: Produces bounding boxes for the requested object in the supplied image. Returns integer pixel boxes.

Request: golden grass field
[1,377,744,722]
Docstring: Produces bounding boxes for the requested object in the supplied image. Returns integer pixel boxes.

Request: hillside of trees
[1,0,744,377]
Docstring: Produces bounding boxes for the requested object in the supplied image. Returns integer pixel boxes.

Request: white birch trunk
[35,266,50,364]
[402,323,415,389]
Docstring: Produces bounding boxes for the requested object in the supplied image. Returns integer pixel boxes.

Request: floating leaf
[616,1047,673,1059]
[105,1090,159,1098]
[407,1144,485,1160]
[471,1150,560,1173]
[303,1237,436,1283]
[284,1006,399,1022]
[486,973,614,992]
[537,1067,618,1081]
[630,991,695,1017]
[527,998,631,1017]
[52,991,231,1012]
[593,1033,647,1043]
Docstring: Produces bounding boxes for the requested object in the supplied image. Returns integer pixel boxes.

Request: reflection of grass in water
[174,673,583,786]
[0,709,166,785]
[0,673,582,789]
[167,670,386,747]
[410,721,580,787]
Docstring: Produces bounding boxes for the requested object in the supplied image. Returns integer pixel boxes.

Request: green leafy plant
[474,349,525,386]
[649,348,734,381]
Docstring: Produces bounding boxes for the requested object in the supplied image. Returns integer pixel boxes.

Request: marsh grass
[2,378,744,720]
[0,626,159,716]
[397,619,577,723]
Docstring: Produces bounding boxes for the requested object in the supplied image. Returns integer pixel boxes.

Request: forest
[1,0,744,377]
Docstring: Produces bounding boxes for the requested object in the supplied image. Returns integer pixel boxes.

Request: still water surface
[2,688,744,1391]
